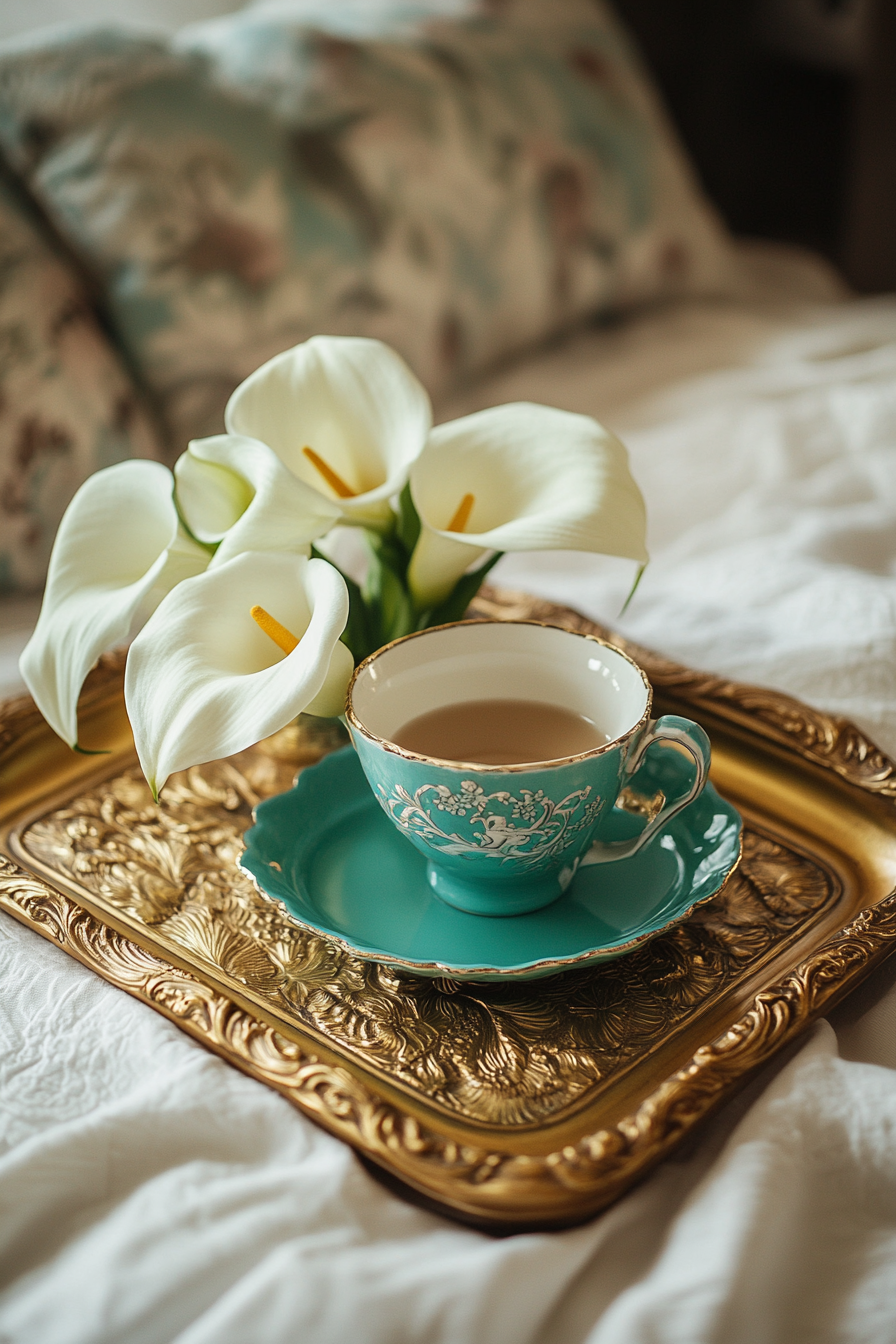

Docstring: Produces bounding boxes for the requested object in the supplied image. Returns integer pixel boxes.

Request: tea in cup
[346,620,710,916]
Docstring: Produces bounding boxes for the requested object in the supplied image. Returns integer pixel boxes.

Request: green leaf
[365,529,411,589]
[362,533,416,648]
[619,561,647,617]
[360,532,385,610]
[423,552,503,628]
[396,481,421,556]
[378,563,417,644]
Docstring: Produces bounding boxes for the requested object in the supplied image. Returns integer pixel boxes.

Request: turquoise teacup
[346,620,711,917]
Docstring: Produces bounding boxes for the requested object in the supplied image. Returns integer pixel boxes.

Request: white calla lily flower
[407,403,649,610]
[175,434,342,565]
[20,460,208,749]
[224,335,432,530]
[125,551,353,799]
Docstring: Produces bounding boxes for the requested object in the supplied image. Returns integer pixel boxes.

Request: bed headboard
[614,0,896,292]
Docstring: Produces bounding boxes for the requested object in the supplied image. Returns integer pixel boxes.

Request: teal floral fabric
[0,0,736,455]
[0,173,162,592]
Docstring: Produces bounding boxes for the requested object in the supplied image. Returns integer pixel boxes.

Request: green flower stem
[314,492,503,664]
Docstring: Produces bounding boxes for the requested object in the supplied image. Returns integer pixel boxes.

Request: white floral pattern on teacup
[378,781,602,868]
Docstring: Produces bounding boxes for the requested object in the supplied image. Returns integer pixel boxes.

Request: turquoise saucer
[240,747,742,982]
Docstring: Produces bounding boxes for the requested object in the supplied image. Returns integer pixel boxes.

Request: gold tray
[3,588,896,1232]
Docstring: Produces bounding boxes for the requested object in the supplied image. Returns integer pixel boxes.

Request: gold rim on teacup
[345,618,653,774]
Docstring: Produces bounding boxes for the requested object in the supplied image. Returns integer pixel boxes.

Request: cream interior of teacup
[349,622,649,754]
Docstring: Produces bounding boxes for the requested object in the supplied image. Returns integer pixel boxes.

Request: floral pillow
[0,173,163,593]
[0,2,737,454]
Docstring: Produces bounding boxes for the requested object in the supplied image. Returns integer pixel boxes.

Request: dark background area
[614,0,896,290]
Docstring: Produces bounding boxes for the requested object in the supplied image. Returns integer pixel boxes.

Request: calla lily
[124,551,353,798]
[224,335,432,530]
[175,434,342,565]
[407,403,649,610]
[19,460,208,749]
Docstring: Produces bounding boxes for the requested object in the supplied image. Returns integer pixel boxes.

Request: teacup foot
[425,862,564,916]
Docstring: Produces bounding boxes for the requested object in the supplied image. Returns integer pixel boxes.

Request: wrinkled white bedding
[2,245,896,1344]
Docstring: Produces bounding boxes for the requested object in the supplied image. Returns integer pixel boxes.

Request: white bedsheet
[3,246,896,1343]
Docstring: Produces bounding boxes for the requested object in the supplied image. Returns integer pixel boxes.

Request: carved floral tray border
[2,588,896,1230]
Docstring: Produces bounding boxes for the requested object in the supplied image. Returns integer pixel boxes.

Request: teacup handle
[583,715,711,866]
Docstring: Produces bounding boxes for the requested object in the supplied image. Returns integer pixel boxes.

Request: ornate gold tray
[3,589,896,1231]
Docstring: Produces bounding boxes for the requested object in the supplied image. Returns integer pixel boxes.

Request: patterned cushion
[0,172,163,592]
[0,2,737,453]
